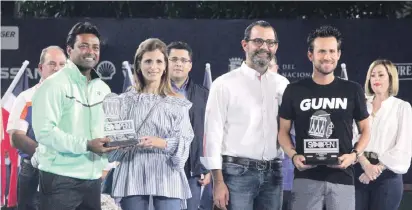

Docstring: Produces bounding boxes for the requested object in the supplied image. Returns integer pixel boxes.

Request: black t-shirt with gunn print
[279,77,369,185]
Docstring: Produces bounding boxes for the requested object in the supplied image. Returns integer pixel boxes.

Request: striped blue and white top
[107,90,194,203]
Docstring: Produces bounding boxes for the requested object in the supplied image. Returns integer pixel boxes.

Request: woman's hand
[362,163,382,181]
[138,136,167,149]
[359,173,371,184]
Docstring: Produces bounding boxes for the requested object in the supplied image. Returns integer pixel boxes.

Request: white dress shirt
[6,83,41,167]
[365,96,412,174]
[200,62,289,170]
[6,83,41,134]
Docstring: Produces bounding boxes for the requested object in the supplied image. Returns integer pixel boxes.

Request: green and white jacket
[32,59,111,180]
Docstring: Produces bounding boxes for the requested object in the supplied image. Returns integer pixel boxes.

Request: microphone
[205,63,211,71]
[340,63,348,80]
[203,63,212,89]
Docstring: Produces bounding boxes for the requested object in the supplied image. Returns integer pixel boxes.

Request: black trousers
[282,190,292,210]
[38,170,101,210]
[17,159,39,210]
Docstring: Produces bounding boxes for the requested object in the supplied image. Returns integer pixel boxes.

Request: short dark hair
[166,41,193,59]
[307,25,342,53]
[66,22,101,48]
[244,20,278,41]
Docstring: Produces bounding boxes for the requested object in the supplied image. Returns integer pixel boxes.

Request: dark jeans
[17,159,39,210]
[199,182,213,210]
[38,170,101,210]
[282,190,291,210]
[186,176,213,210]
[355,163,404,210]
[222,161,283,210]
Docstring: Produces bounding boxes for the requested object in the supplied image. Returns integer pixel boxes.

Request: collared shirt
[200,62,289,170]
[171,78,189,98]
[6,82,42,158]
[364,96,412,174]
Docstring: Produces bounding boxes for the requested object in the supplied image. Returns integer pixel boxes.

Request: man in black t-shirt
[278,26,371,210]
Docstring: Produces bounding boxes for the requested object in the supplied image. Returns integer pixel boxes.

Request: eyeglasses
[246,38,279,47]
[169,57,191,64]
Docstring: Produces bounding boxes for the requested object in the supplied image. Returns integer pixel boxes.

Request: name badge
[303,139,339,165]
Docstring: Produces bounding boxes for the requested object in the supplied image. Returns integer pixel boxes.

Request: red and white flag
[1,60,29,207]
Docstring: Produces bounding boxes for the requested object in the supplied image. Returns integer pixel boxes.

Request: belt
[222,155,281,171]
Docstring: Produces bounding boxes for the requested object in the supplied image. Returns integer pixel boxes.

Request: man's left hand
[198,173,211,186]
[328,153,356,169]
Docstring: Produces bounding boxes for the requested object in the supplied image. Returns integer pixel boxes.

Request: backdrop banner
[2,18,412,181]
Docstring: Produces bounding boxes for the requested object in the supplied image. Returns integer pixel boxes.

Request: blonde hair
[133,38,176,97]
[365,59,399,96]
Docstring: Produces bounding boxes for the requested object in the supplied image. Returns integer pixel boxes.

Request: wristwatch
[350,149,361,162]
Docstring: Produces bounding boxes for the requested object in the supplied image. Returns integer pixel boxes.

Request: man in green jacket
[31,22,118,210]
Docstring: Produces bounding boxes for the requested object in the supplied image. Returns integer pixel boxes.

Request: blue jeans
[222,162,283,210]
[355,164,403,210]
[121,195,180,210]
[199,182,213,210]
[186,176,213,210]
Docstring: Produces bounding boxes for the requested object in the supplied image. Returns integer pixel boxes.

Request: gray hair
[39,45,65,64]
[272,55,278,64]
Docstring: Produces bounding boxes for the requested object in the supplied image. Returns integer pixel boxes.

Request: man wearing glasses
[7,45,66,210]
[167,41,212,210]
[201,20,289,210]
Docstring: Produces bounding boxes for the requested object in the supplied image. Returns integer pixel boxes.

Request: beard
[250,49,273,69]
[314,61,336,75]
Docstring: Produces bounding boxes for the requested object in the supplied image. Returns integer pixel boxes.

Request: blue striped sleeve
[165,105,194,170]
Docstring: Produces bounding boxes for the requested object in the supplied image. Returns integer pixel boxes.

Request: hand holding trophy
[102,93,140,148]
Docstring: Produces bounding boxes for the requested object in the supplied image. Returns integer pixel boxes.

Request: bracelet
[378,162,387,170]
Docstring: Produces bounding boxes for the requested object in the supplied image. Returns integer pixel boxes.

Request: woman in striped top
[107,38,194,210]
